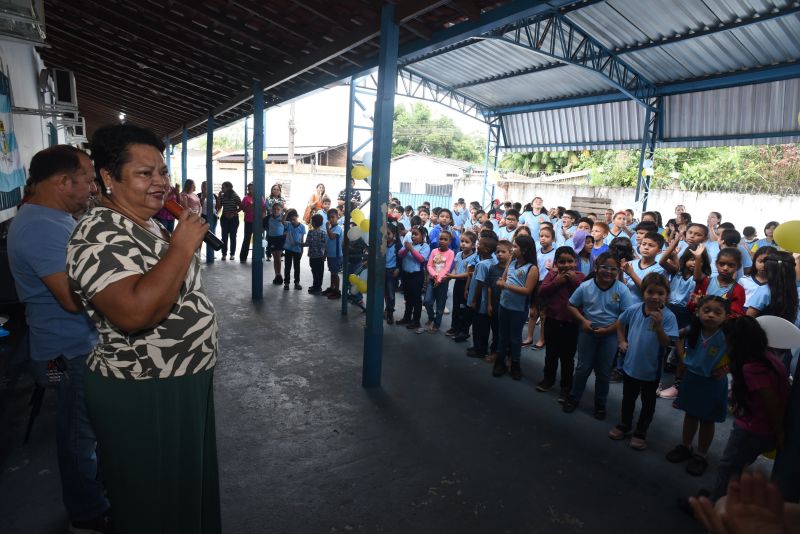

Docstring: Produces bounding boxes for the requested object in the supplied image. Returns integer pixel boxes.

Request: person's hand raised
[170,210,208,255]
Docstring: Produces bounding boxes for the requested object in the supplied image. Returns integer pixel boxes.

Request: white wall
[390,155,464,194]
[454,176,800,232]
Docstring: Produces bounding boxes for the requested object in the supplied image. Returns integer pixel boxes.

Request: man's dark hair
[91,124,165,195]
[28,145,86,184]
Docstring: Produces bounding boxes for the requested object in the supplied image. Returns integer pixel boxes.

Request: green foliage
[504,145,800,193]
[392,103,483,162]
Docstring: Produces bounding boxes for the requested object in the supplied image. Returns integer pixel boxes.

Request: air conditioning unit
[51,68,77,107]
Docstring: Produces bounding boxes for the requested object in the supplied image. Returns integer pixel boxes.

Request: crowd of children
[223,187,797,509]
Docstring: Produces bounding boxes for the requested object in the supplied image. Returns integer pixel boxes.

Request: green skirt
[85,367,221,534]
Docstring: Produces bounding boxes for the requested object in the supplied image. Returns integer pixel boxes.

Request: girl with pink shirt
[421,231,455,334]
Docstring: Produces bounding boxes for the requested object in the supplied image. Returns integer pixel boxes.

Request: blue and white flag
[0,72,26,193]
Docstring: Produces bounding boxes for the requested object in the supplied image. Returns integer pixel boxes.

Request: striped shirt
[219,192,241,216]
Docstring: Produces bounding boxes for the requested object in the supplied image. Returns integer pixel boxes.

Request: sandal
[532,342,545,350]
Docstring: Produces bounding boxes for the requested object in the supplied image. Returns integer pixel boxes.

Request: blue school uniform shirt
[326,223,343,258]
[499,260,534,312]
[605,229,623,245]
[468,256,498,314]
[592,243,609,259]
[518,212,540,237]
[398,215,411,231]
[578,257,593,276]
[284,222,306,253]
[670,274,695,306]
[569,279,634,328]
[706,276,738,298]
[401,242,430,273]
[497,225,517,242]
[625,259,666,305]
[428,224,460,252]
[619,304,679,381]
[267,214,285,237]
[557,225,576,247]
[682,328,728,377]
[454,250,478,275]
[537,246,556,281]
[385,240,399,269]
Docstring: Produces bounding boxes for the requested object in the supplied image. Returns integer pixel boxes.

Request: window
[425,184,452,197]
[445,172,459,178]
[400,182,411,193]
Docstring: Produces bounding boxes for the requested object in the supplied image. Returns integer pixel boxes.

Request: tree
[392,103,483,162]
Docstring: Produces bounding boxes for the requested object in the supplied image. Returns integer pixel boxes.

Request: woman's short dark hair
[90,124,165,195]
[28,145,86,184]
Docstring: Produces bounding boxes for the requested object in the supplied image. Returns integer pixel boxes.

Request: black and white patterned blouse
[67,207,218,380]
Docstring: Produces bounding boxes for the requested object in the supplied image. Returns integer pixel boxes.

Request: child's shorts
[327,257,342,272]
[267,235,285,252]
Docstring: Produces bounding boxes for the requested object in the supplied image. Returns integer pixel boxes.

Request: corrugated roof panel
[458,65,614,108]
[501,99,645,151]
[663,78,800,146]
[405,39,552,88]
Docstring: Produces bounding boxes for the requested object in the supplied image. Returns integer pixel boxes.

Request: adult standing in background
[337,178,361,211]
[304,182,326,224]
[7,145,111,533]
[240,182,266,262]
[199,180,217,231]
[218,181,241,260]
[179,178,202,214]
[67,123,221,534]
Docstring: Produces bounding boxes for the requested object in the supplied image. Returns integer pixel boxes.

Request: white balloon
[362,151,373,170]
[756,315,800,349]
[347,226,363,241]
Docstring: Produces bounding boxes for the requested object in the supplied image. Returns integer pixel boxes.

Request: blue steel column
[205,112,215,264]
[181,126,188,188]
[243,116,249,194]
[481,118,500,210]
[362,4,398,388]
[252,86,265,300]
[635,98,660,212]
[342,78,357,316]
[164,136,172,179]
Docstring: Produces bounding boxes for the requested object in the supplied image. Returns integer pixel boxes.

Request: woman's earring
[106,184,112,194]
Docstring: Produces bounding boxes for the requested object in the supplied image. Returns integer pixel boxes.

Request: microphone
[163,199,223,251]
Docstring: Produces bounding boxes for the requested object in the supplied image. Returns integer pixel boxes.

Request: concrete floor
[2,255,764,533]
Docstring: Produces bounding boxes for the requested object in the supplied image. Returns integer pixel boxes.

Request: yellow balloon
[262,150,269,161]
[356,280,367,293]
[359,219,370,233]
[773,220,800,253]
[351,209,365,224]
[763,449,777,460]
[352,165,370,180]
[348,274,359,285]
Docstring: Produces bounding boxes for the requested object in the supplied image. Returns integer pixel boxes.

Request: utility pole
[288,102,297,174]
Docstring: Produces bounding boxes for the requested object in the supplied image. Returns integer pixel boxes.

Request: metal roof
[36,0,800,150]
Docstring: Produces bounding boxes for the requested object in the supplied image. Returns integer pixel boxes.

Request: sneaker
[659,385,679,399]
[686,454,709,476]
[230,254,235,260]
[308,287,321,294]
[221,255,227,261]
[609,369,624,383]
[492,359,506,377]
[510,362,522,381]
[557,389,569,404]
[443,306,450,315]
[630,436,648,451]
[562,398,578,413]
[321,287,333,295]
[666,444,694,463]
[535,380,554,392]
[69,511,113,534]
[406,321,421,330]
[594,405,607,420]
[294,284,302,290]
[415,327,427,334]
[396,318,411,326]
[272,276,283,285]
[445,328,457,337]
[428,326,439,334]
[608,426,628,440]
[326,290,342,300]
[284,284,290,291]
[452,333,469,342]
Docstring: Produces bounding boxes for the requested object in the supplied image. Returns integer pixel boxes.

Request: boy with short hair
[323,208,343,299]
[591,222,610,258]
[306,214,327,294]
[558,209,579,246]
[466,235,499,360]
[621,231,666,304]
[497,208,519,241]
[742,226,758,253]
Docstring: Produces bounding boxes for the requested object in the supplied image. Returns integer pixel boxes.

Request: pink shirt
[735,351,790,436]
[180,192,201,214]
[427,248,454,283]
